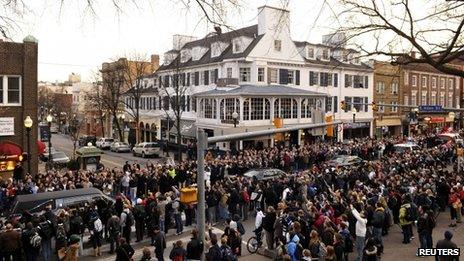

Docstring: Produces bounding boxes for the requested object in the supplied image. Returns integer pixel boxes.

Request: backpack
[125,211,134,227]
[70,216,84,234]
[405,204,418,222]
[221,246,237,261]
[309,242,321,258]
[237,221,245,235]
[38,221,53,240]
[56,226,67,242]
[341,232,354,253]
[242,191,250,203]
[428,212,436,229]
[30,232,42,248]
[133,206,147,220]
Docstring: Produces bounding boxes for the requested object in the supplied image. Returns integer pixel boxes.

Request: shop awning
[169,121,197,138]
[375,118,402,127]
[0,141,22,156]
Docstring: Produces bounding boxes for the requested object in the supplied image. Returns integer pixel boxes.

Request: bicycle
[247,229,263,254]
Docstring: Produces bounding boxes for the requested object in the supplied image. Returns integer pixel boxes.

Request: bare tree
[336,0,464,77]
[158,59,190,161]
[120,53,155,144]
[67,114,84,158]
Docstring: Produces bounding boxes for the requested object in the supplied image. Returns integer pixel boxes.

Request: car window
[53,152,67,158]
[146,143,158,148]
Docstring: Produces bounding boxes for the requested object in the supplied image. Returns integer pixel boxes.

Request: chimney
[151,54,160,68]
[257,5,290,36]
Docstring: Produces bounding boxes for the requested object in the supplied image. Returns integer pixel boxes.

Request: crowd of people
[0,131,462,261]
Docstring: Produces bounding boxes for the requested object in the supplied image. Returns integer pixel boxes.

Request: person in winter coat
[206,235,222,261]
[120,204,133,243]
[371,203,385,245]
[116,238,134,261]
[186,228,204,261]
[399,198,413,244]
[417,205,434,250]
[139,247,152,261]
[62,234,80,261]
[436,231,458,261]
[133,198,147,242]
[107,214,121,254]
[169,240,187,261]
[363,237,379,261]
[263,206,276,250]
[89,211,103,257]
[22,222,40,261]
[153,226,166,261]
[286,234,301,261]
[0,223,22,261]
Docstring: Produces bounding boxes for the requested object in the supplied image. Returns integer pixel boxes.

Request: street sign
[419,105,443,112]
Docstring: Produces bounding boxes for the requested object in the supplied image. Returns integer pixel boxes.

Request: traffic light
[372,102,378,112]
[341,100,347,111]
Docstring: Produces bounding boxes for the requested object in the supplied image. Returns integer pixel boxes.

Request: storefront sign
[343,122,369,129]
[0,118,14,136]
[419,105,443,112]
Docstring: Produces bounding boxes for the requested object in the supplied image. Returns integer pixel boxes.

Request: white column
[369,120,374,138]
[270,137,275,148]
[239,140,243,150]
[297,97,302,123]
[239,97,244,121]
[216,98,221,121]
[270,97,276,121]
[297,129,302,146]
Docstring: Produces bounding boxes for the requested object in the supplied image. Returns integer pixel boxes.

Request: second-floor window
[412,75,417,87]
[239,68,251,82]
[310,71,318,86]
[440,78,445,89]
[227,68,233,78]
[391,102,398,113]
[421,76,427,87]
[322,49,329,60]
[376,81,385,93]
[391,82,398,94]
[432,77,437,88]
[307,48,315,59]
[449,79,454,89]
[1,76,21,105]
[258,68,265,82]
[269,68,278,84]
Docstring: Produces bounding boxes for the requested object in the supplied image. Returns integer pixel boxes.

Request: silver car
[132,142,160,158]
[49,151,70,164]
[243,168,286,181]
[110,142,131,153]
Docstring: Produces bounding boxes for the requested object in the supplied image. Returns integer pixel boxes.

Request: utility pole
[196,129,207,260]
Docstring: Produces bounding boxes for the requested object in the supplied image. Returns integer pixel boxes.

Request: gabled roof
[303,57,372,70]
[193,85,329,97]
[158,25,262,71]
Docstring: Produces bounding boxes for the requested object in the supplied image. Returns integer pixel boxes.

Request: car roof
[15,188,103,203]
[394,143,418,147]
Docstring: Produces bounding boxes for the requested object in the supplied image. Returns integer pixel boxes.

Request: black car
[78,135,97,147]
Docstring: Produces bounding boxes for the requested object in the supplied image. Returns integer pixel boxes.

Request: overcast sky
[7,0,340,82]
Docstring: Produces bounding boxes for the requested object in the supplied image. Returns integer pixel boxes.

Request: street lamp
[232,111,239,128]
[46,114,53,168]
[24,116,33,175]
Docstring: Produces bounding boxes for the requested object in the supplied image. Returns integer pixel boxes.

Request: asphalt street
[50,134,166,169]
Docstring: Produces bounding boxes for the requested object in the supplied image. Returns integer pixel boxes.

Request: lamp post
[232,111,239,128]
[449,111,456,130]
[24,116,33,174]
[46,114,53,169]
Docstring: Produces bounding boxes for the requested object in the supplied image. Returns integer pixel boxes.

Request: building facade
[373,61,403,137]
[124,6,374,148]
[0,37,38,176]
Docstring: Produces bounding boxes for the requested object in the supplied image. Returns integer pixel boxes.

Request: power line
[39,61,97,67]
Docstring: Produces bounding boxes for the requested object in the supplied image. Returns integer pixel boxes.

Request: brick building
[0,36,38,177]
[98,55,160,138]
[373,61,403,137]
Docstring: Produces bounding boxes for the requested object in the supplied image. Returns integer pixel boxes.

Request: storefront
[375,118,402,137]
[343,122,371,139]
[0,141,23,178]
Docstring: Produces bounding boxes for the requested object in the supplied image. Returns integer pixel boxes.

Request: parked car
[394,143,421,153]
[327,155,363,167]
[96,137,115,150]
[50,126,59,134]
[243,168,286,181]
[110,142,131,153]
[132,142,161,158]
[12,188,114,215]
[438,133,464,145]
[41,150,70,165]
[78,135,97,147]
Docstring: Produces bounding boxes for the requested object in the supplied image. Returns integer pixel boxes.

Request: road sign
[419,105,443,112]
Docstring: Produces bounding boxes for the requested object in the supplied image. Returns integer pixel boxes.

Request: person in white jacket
[351,204,367,261]
[254,207,265,244]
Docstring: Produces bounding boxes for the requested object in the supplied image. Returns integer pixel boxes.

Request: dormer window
[192,46,208,61]
[322,49,330,60]
[180,49,191,63]
[307,48,315,59]
[211,42,228,58]
[274,40,282,52]
[233,39,242,53]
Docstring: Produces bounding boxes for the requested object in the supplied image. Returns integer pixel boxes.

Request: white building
[124,5,374,149]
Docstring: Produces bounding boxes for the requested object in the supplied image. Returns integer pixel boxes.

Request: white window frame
[307,48,315,59]
[421,76,427,88]
[441,78,445,89]
[239,67,251,82]
[412,75,417,87]
[226,68,233,78]
[421,91,427,105]
[391,102,398,113]
[257,68,265,82]
[404,95,409,106]
[321,49,330,61]
[404,72,409,85]
[431,92,437,105]
[376,81,385,93]
[0,75,22,106]
[391,82,398,94]
[448,93,454,108]
[269,68,278,84]
[440,93,445,106]
[411,92,417,106]
[449,79,454,89]
[432,77,437,88]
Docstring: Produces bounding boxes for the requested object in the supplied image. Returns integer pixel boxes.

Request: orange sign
[326,116,334,137]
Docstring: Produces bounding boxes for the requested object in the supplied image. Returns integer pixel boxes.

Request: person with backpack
[220,236,237,261]
[38,218,54,261]
[308,230,325,260]
[22,222,40,261]
[107,214,121,254]
[169,240,187,261]
[89,211,103,257]
[399,195,414,244]
[171,195,183,236]
[240,186,250,221]
[286,233,302,261]
[116,237,134,261]
[339,222,353,261]
[120,204,134,243]
[55,222,68,259]
[133,198,147,242]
